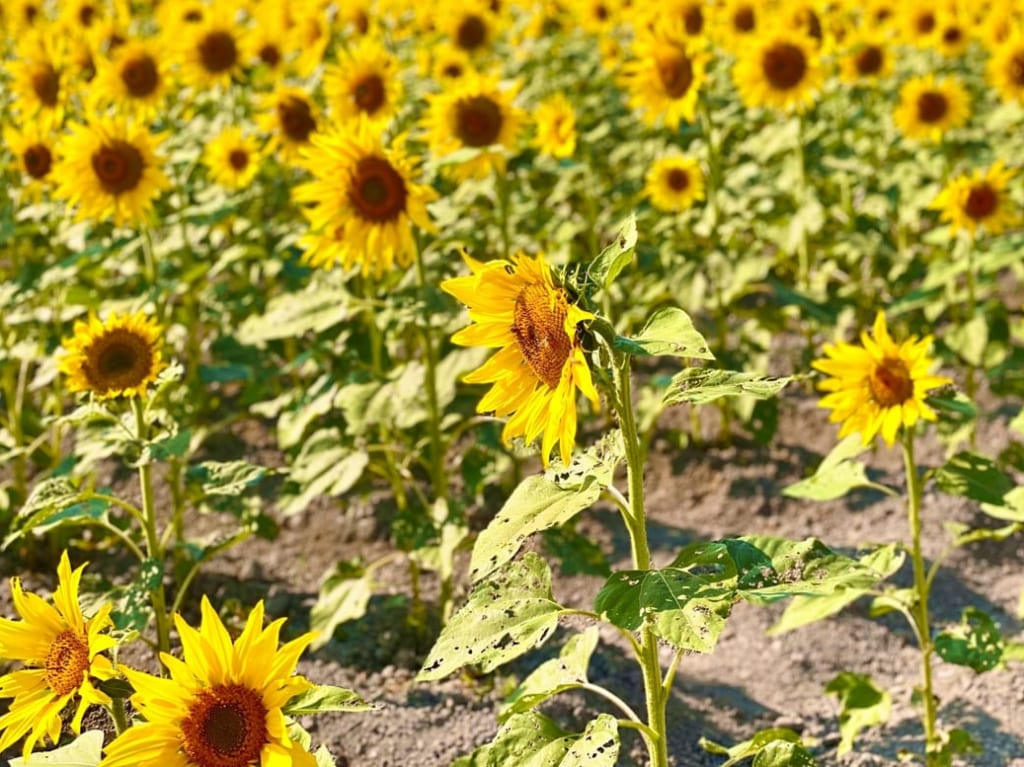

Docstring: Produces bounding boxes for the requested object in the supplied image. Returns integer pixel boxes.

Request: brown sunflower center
[869,357,913,408]
[25,4,39,23]
[942,26,962,45]
[228,149,249,171]
[91,141,144,194]
[595,3,609,21]
[198,30,238,74]
[916,90,948,123]
[666,168,689,191]
[259,44,281,67]
[45,629,90,697]
[512,283,572,389]
[23,144,52,179]
[348,155,408,223]
[683,6,703,34]
[354,11,370,35]
[32,64,60,107]
[657,50,694,98]
[762,43,807,90]
[915,11,935,34]
[855,46,883,76]
[184,9,203,22]
[456,14,486,51]
[965,183,997,220]
[278,96,316,142]
[443,62,464,78]
[181,684,268,767]
[804,10,822,41]
[353,74,386,114]
[454,95,503,147]
[734,6,755,32]
[1008,53,1024,85]
[83,327,155,394]
[78,4,96,26]
[120,54,158,98]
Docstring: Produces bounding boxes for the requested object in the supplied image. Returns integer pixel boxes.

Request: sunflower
[294,124,436,276]
[90,39,168,117]
[900,1,939,48]
[422,72,523,180]
[987,31,1024,103]
[3,0,46,36]
[52,118,170,226]
[441,251,600,467]
[977,0,1019,48]
[644,155,705,212]
[892,74,970,143]
[58,311,166,399]
[620,19,709,129]
[930,162,1017,237]
[258,87,319,163]
[935,9,972,57]
[4,121,56,201]
[813,312,951,447]
[0,552,116,761]
[58,0,104,33]
[7,29,68,128]
[648,0,709,39]
[288,4,333,77]
[838,34,893,83]
[324,38,403,128]
[427,42,475,84]
[241,4,292,79]
[176,7,244,90]
[99,597,317,767]
[533,92,577,159]
[713,0,759,51]
[732,26,823,113]
[204,128,264,190]
[440,2,499,55]
[570,0,622,36]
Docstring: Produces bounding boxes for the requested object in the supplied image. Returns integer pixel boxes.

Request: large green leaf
[783,435,895,501]
[663,369,793,407]
[825,672,891,756]
[309,560,374,650]
[934,452,1015,506]
[700,728,816,767]
[473,712,619,767]
[279,429,370,517]
[502,627,599,719]
[9,730,103,766]
[418,554,566,680]
[935,607,1006,673]
[614,307,715,359]
[4,478,110,549]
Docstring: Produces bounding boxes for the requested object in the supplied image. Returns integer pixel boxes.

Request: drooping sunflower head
[620,19,709,129]
[204,127,264,190]
[100,597,317,767]
[324,37,403,128]
[441,251,600,467]
[931,162,1017,237]
[4,121,56,201]
[58,311,167,399]
[294,124,436,276]
[987,31,1024,103]
[732,26,824,113]
[422,72,523,180]
[258,87,318,162]
[0,551,116,760]
[813,312,952,447]
[892,74,970,142]
[90,38,167,116]
[532,92,577,159]
[644,154,705,213]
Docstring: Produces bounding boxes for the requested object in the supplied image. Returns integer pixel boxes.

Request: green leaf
[503,627,599,718]
[4,478,109,549]
[783,435,895,501]
[663,369,793,407]
[651,599,730,653]
[479,712,618,767]
[418,554,566,681]
[280,429,370,517]
[980,486,1024,523]
[614,307,714,359]
[945,314,988,367]
[700,728,814,767]
[112,558,164,633]
[283,684,376,715]
[470,474,602,583]
[237,284,352,345]
[825,672,891,756]
[9,730,103,766]
[753,740,817,767]
[189,460,267,496]
[935,452,1015,506]
[309,561,374,650]
[935,607,1005,673]
[315,744,338,767]
[588,214,637,288]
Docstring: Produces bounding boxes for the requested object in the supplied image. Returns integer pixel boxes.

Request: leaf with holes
[472,712,619,767]
[663,369,794,407]
[614,307,714,359]
[283,684,377,715]
[418,554,566,681]
[502,627,599,719]
[935,607,1006,673]
[594,567,732,636]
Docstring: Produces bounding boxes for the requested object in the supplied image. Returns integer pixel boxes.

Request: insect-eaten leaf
[457,711,619,767]
[502,627,599,719]
[663,369,794,407]
[935,607,1007,673]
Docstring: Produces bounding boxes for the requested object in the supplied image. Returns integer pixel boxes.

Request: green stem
[108,698,129,735]
[413,241,446,502]
[699,97,720,233]
[902,431,939,758]
[580,682,644,724]
[133,397,171,660]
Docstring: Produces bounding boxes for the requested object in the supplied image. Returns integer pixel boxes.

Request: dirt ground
[1,378,1022,767]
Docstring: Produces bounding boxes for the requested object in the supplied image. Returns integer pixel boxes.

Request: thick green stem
[902,431,939,758]
[133,398,171,660]
[109,698,130,735]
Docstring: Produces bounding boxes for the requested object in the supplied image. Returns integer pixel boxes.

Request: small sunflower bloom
[90,39,168,118]
[713,0,759,52]
[99,597,318,767]
[0,552,117,760]
[533,93,577,159]
[442,252,600,467]
[175,6,244,90]
[987,32,1024,103]
[838,36,892,84]
[620,20,708,129]
[258,87,318,163]
[813,312,952,447]
[323,37,403,128]
[893,74,970,143]
[4,121,57,201]
[58,311,166,399]
[644,155,705,213]
[204,127,264,190]
[931,162,1017,237]
[732,27,824,113]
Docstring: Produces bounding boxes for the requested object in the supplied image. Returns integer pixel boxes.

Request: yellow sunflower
[899,1,939,48]
[732,26,823,113]
[258,87,319,163]
[294,124,436,276]
[7,29,68,128]
[934,9,972,57]
[176,6,244,90]
[4,121,56,201]
[977,0,1019,49]
[288,3,334,77]
[620,20,709,129]
[440,2,500,56]
[441,251,600,467]
[241,4,293,80]
[892,74,970,143]
[0,552,116,761]
[52,118,170,226]
[814,312,952,447]
[570,0,622,36]
[930,162,1017,237]
[838,34,893,83]
[644,155,705,212]
[204,127,264,190]
[533,92,577,159]
[3,0,46,37]
[987,31,1024,103]
[427,42,475,84]
[422,72,523,180]
[58,0,105,34]
[90,39,168,117]
[713,0,759,51]
[99,597,317,767]
[58,311,166,399]
[324,38,403,128]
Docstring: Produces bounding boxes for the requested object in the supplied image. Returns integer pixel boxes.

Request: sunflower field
[2,0,1024,765]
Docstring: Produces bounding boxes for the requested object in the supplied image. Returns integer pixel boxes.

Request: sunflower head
[90,39,167,116]
[176,7,243,89]
[532,92,577,158]
[931,162,1017,237]
[58,311,167,399]
[4,121,56,201]
[838,35,892,83]
[259,87,318,162]
[323,37,402,128]
[892,74,970,142]
[732,26,824,113]
[441,251,600,467]
[987,32,1024,103]
[644,154,705,212]
[204,127,264,190]
[813,312,952,446]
